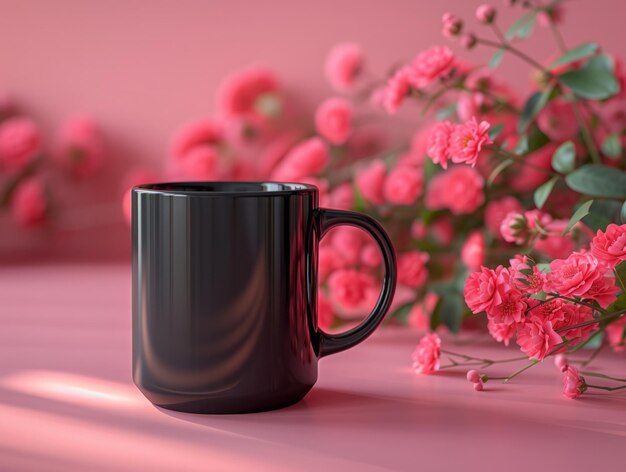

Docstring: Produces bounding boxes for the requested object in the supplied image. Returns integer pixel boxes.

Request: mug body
[132,182,320,413]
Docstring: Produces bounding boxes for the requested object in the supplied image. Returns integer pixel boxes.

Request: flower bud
[441,13,463,38]
[460,33,477,50]
[476,4,497,24]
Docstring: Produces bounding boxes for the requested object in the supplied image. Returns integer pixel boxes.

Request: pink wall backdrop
[1,0,625,261]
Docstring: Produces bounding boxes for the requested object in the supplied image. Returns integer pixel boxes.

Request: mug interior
[134,181,317,195]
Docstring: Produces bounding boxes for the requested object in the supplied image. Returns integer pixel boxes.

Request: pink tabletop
[1,264,625,471]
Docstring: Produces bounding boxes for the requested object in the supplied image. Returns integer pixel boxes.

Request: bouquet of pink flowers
[0,96,105,231]
[131,0,625,398]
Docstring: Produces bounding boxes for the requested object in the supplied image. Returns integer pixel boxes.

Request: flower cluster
[0,98,105,230]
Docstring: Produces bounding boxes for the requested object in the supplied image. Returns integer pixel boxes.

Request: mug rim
[133,181,318,197]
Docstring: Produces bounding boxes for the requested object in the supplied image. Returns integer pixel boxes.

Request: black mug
[132,182,396,414]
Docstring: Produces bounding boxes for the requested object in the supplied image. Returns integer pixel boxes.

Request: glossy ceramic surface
[132,182,396,413]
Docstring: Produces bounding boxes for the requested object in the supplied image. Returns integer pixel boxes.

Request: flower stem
[487,145,559,176]
[547,293,608,315]
[581,371,626,383]
[585,384,626,392]
[555,310,626,333]
[503,359,540,383]
[475,37,553,77]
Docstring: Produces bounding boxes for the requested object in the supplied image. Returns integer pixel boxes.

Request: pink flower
[327,269,376,310]
[545,252,602,298]
[318,245,339,281]
[584,273,619,308]
[516,316,562,360]
[216,67,280,120]
[590,224,626,268]
[426,121,455,169]
[170,119,223,161]
[0,117,41,173]
[488,289,526,325]
[441,13,463,38]
[382,67,412,114]
[485,197,523,238]
[327,183,354,210]
[500,212,527,244]
[457,93,485,122]
[459,33,478,50]
[383,166,423,205]
[449,117,492,167]
[554,353,569,372]
[411,333,441,374]
[410,46,455,88]
[271,137,329,180]
[464,265,508,314]
[425,166,484,215]
[10,178,47,229]
[53,117,104,178]
[331,226,364,266]
[487,319,516,346]
[361,242,382,267]
[315,97,352,145]
[318,291,334,331]
[553,305,595,343]
[432,217,454,246]
[397,250,429,288]
[466,369,481,383]
[475,4,497,24]
[562,366,585,399]
[325,43,363,92]
[408,293,439,330]
[461,231,485,271]
[356,159,386,205]
[606,316,626,352]
[537,100,579,141]
[177,146,220,180]
[509,255,546,293]
[534,219,576,260]
[538,4,564,27]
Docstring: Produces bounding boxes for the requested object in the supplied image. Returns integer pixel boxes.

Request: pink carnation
[361,242,382,267]
[0,117,41,173]
[534,219,576,260]
[411,333,441,375]
[332,226,364,266]
[382,67,412,114]
[553,305,595,343]
[315,97,352,145]
[449,117,492,167]
[425,166,484,215]
[54,117,104,178]
[170,119,223,161]
[356,159,386,205]
[432,217,454,246]
[516,316,562,360]
[318,245,339,281]
[328,269,376,310]
[426,121,455,169]
[463,265,508,314]
[383,166,423,205]
[509,255,546,293]
[397,250,429,288]
[327,183,354,210]
[500,212,527,244]
[178,146,220,180]
[410,46,455,88]
[562,366,585,399]
[216,67,280,119]
[590,224,626,268]
[461,231,485,271]
[271,137,329,181]
[487,319,516,346]
[488,289,526,326]
[325,43,363,92]
[544,252,602,298]
[441,13,463,38]
[584,273,619,308]
[476,4,497,23]
[510,145,554,192]
[10,178,47,229]
[485,197,523,238]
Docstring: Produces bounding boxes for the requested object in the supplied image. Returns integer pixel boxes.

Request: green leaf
[391,302,414,323]
[565,164,626,199]
[352,183,366,212]
[582,200,623,231]
[534,176,558,209]
[601,133,622,158]
[436,103,457,120]
[551,141,576,174]
[562,200,593,235]
[518,86,554,134]
[548,43,599,69]
[559,54,620,100]
[487,158,513,186]
[432,293,463,334]
[488,123,505,140]
[505,11,537,40]
[526,125,550,154]
[614,261,626,292]
[489,48,505,69]
[621,201,626,224]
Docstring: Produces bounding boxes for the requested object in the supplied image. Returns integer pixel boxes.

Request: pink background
[1,0,625,261]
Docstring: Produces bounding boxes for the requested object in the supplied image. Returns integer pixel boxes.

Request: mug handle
[313,208,397,357]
